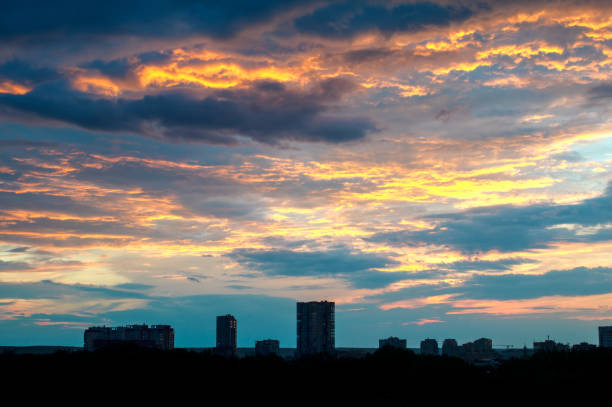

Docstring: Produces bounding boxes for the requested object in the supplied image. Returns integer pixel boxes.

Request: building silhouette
[255,339,280,356]
[379,336,407,349]
[420,338,439,355]
[572,342,597,351]
[460,337,496,360]
[472,338,493,353]
[442,338,460,357]
[533,338,569,353]
[297,301,335,356]
[84,324,174,351]
[216,314,237,356]
[599,326,612,348]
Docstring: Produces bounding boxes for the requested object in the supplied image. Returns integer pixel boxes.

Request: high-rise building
[599,326,612,348]
[420,338,439,355]
[297,301,335,356]
[216,314,237,356]
[255,339,280,356]
[84,324,174,351]
[442,338,460,357]
[379,336,407,349]
[473,337,493,353]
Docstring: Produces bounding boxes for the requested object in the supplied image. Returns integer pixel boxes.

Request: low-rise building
[533,339,570,353]
[255,339,280,356]
[379,336,407,349]
[84,324,174,351]
[572,342,597,352]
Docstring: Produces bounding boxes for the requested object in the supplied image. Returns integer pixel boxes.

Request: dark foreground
[2,347,610,401]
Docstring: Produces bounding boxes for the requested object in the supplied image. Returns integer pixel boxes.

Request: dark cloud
[367,266,612,306]
[294,1,474,38]
[348,270,412,289]
[183,199,263,220]
[0,260,31,272]
[0,191,108,218]
[229,247,402,288]
[445,258,538,272]
[226,284,253,290]
[1,218,143,240]
[230,247,393,276]
[80,59,136,81]
[7,247,29,253]
[261,236,315,249]
[366,183,612,253]
[113,283,155,291]
[0,78,376,144]
[0,0,307,41]
[137,51,174,65]
[0,280,148,300]
[285,284,329,290]
[0,234,132,248]
[179,272,210,283]
[462,267,612,300]
[72,160,224,193]
[435,108,458,122]
[343,48,397,64]
[0,60,59,85]
[586,82,612,101]
[78,52,173,82]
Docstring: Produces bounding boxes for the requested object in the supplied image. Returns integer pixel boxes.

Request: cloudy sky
[1,0,611,348]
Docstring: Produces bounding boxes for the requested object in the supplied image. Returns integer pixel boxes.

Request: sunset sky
[1,0,612,348]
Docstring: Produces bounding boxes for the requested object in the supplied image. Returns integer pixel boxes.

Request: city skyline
[72,307,608,351]
[1,1,612,347]
[75,314,609,353]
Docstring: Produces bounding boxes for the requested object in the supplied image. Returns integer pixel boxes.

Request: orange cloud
[72,76,121,96]
[0,81,30,95]
[380,294,460,310]
[476,43,564,61]
[380,292,612,317]
[136,52,303,90]
[448,292,612,316]
[483,75,532,88]
[402,318,444,325]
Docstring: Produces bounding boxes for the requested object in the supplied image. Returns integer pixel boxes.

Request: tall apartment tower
[216,314,237,356]
[599,326,612,348]
[297,301,335,356]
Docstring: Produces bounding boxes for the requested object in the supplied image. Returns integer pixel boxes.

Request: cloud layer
[0,78,375,144]
[1,0,612,346]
